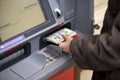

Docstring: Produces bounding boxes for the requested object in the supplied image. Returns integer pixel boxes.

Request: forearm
[70,33,120,71]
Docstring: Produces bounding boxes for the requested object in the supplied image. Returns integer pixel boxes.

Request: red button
[71,35,78,39]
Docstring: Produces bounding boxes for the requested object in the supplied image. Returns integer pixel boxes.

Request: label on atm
[46,28,77,44]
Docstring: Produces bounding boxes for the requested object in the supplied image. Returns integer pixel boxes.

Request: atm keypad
[40,48,57,67]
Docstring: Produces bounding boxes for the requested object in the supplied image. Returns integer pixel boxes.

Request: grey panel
[74,0,94,35]
[0,69,23,80]
[57,0,76,19]
[10,54,46,79]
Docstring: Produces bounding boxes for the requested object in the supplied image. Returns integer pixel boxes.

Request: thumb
[63,34,69,41]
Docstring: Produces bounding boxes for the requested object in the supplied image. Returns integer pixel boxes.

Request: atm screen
[0,0,46,42]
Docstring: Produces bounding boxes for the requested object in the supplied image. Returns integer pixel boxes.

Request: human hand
[59,35,73,53]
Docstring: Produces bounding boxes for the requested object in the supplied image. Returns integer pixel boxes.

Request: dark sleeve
[70,12,120,71]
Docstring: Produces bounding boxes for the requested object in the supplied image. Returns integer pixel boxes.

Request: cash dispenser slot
[39,22,71,49]
[0,43,31,71]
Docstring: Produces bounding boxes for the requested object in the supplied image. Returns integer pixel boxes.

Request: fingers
[59,43,65,52]
[59,35,72,53]
[59,42,69,53]
[62,34,69,41]
[59,43,62,49]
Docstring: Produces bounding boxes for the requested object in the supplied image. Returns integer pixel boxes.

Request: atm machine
[0,0,94,80]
